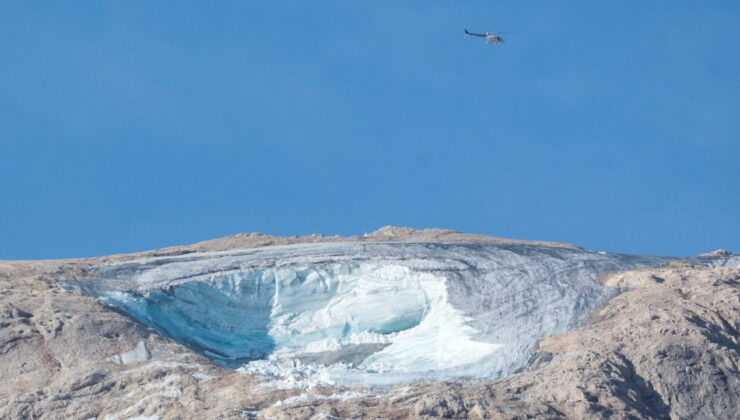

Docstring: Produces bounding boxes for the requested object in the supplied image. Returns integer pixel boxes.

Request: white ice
[74,242,739,387]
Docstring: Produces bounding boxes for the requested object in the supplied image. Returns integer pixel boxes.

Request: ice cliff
[73,242,737,387]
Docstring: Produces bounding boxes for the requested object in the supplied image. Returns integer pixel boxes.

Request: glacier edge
[70,241,737,388]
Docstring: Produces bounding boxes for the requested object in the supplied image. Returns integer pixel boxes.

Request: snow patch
[192,372,218,381]
[107,341,151,365]
[273,390,373,407]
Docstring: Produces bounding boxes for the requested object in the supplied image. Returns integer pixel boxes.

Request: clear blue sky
[1,1,738,258]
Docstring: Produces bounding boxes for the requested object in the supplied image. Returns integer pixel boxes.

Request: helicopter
[463,27,505,44]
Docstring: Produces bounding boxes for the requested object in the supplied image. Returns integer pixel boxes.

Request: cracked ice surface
[75,242,737,387]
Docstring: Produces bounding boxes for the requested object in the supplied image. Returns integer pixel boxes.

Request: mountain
[1,227,739,419]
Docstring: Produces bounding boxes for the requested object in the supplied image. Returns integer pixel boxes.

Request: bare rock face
[1,230,739,419]
[536,263,740,419]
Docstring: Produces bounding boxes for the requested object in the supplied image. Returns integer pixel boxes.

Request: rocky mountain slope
[1,227,739,419]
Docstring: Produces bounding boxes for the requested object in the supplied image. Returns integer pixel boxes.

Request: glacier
[70,242,740,387]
